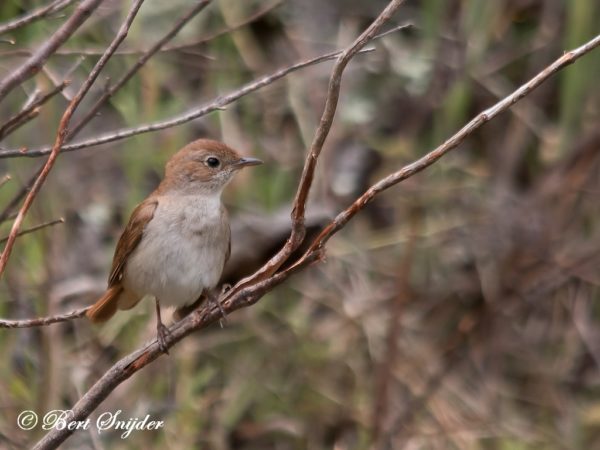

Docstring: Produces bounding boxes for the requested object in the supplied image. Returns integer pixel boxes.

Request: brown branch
[0,0,147,277]
[0,212,17,223]
[0,167,41,223]
[162,0,282,54]
[0,217,64,244]
[0,0,75,36]
[0,48,374,159]
[0,0,281,58]
[67,0,212,141]
[0,81,70,140]
[296,31,600,262]
[0,0,103,103]
[222,0,407,298]
[0,306,89,329]
[31,248,313,450]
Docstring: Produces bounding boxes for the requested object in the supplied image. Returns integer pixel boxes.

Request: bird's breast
[123,194,230,307]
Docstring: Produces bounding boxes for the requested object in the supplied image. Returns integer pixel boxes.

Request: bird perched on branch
[86,139,262,353]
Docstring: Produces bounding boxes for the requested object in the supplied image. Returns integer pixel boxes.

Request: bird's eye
[206,157,220,168]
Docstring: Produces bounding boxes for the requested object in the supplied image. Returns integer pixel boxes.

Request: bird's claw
[157,322,172,354]
[209,291,227,327]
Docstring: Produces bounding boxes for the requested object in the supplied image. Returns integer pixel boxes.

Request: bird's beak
[233,157,263,168]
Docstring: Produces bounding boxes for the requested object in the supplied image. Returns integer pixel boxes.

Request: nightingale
[86,139,262,353]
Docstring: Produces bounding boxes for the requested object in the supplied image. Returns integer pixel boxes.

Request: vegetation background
[0,0,599,449]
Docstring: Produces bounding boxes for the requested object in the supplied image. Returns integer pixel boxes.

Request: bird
[86,139,262,353]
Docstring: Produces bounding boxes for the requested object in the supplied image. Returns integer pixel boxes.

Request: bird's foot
[210,289,228,327]
[155,298,172,354]
[156,322,172,354]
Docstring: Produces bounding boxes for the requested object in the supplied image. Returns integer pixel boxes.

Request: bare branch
[0,48,374,159]
[67,0,212,140]
[163,0,282,54]
[0,212,17,223]
[0,24,413,158]
[0,217,64,244]
[296,32,600,259]
[0,0,147,277]
[0,81,70,139]
[31,249,307,450]
[0,0,104,103]
[222,0,407,297]
[0,168,41,223]
[0,0,281,58]
[0,306,88,329]
[0,0,75,36]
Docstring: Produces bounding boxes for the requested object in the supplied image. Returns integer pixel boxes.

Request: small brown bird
[86,139,262,353]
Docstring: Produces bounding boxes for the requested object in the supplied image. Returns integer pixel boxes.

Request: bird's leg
[155,298,171,354]
[208,286,229,327]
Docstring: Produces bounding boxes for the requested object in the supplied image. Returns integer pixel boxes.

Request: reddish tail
[86,286,123,323]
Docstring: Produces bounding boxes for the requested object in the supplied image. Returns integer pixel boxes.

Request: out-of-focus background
[0,0,599,449]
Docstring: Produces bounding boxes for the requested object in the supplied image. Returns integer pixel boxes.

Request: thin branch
[1,108,41,138]
[0,0,75,36]
[0,306,88,329]
[31,248,311,450]
[0,0,281,58]
[0,0,147,277]
[0,217,64,244]
[0,212,17,223]
[0,24,412,158]
[0,48,374,158]
[162,0,282,54]
[0,168,41,223]
[67,0,212,141]
[0,81,70,140]
[0,0,104,103]
[222,0,407,298]
[21,88,43,111]
[296,32,600,260]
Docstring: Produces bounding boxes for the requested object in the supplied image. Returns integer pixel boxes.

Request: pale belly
[122,195,229,307]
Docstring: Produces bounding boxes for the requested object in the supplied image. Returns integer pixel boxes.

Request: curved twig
[0,306,88,328]
[0,0,75,36]
[67,0,212,141]
[0,81,70,140]
[0,217,64,244]
[296,32,600,260]
[0,0,103,103]
[0,48,373,159]
[0,0,147,277]
[221,0,408,298]
[0,0,281,58]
